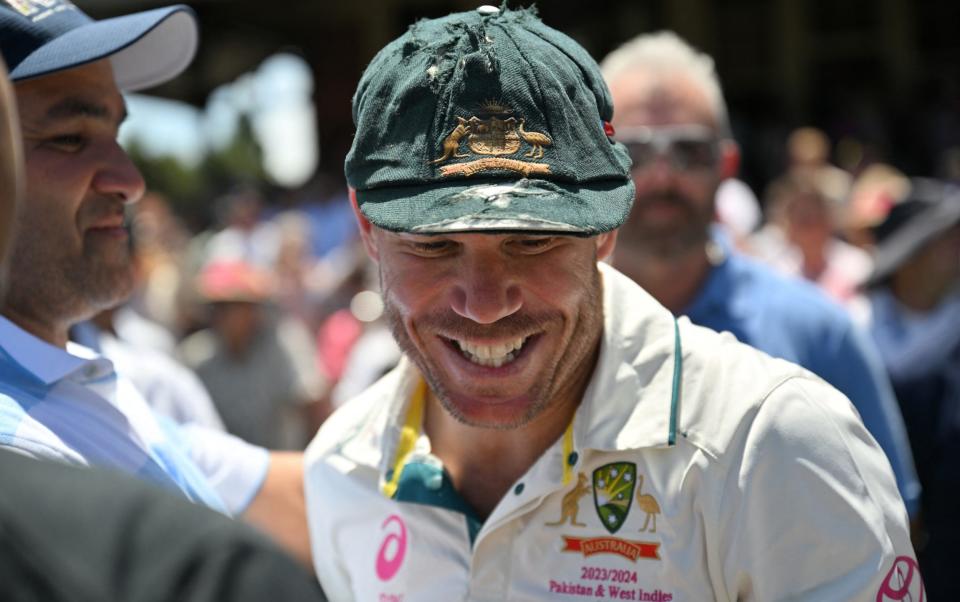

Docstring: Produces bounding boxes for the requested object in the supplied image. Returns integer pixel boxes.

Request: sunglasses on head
[616,125,720,171]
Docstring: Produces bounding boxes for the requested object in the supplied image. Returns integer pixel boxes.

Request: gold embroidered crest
[466,116,520,155]
[545,472,590,527]
[430,102,552,177]
[636,474,661,533]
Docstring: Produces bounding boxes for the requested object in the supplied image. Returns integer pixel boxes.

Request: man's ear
[596,229,618,262]
[349,188,379,262]
[719,140,741,180]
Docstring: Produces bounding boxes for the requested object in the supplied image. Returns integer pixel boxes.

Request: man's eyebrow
[42,96,129,126]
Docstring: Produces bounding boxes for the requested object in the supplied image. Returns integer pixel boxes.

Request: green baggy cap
[346,5,634,235]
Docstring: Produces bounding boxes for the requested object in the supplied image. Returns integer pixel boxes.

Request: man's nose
[91,141,146,205]
[449,252,522,324]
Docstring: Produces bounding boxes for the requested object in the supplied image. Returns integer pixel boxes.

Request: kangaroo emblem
[545,472,591,527]
[429,117,471,164]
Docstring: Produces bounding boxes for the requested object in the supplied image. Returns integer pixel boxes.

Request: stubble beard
[3,228,133,329]
[622,190,712,261]
[381,268,605,431]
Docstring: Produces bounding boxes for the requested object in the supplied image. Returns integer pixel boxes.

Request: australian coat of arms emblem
[430,101,553,177]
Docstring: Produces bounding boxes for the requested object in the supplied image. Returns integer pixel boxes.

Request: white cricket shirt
[305,264,919,601]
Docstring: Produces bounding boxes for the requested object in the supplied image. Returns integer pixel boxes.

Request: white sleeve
[709,376,920,602]
[179,423,270,515]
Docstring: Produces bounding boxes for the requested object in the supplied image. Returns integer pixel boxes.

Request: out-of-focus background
[88,0,960,225]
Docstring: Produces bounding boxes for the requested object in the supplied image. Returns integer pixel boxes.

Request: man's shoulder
[305,362,409,470]
[303,365,410,540]
[0,391,86,464]
[674,319,838,460]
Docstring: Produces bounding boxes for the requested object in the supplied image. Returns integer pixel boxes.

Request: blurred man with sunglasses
[601,31,921,520]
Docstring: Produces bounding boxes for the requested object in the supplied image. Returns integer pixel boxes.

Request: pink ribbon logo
[375,514,408,582]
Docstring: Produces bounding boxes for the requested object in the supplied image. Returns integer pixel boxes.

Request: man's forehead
[609,69,717,131]
[14,60,126,125]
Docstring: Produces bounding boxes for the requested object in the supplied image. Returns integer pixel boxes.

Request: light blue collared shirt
[0,316,269,514]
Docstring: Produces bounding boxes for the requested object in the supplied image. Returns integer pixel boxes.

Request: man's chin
[437,389,544,430]
[80,269,134,310]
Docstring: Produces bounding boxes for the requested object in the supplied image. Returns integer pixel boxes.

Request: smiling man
[304,6,919,602]
[0,1,309,566]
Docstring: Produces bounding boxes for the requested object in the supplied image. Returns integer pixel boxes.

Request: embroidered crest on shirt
[429,101,552,177]
[635,474,661,533]
[548,463,662,562]
[592,462,637,534]
[545,472,591,527]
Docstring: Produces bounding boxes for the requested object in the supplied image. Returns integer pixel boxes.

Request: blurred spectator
[205,188,281,269]
[179,261,328,449]
[128,192,195,335]
[749,172,872,302]
[845,163,912,250]
[714,177,762,247]
[272,210,317,324]
[601,30,920,517]
[785,126,853,212]
[71,307,226,431]
[856,179,960,600]
[328,287,401,409]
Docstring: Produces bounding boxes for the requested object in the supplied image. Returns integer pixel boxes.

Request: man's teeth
[456,337,526,367]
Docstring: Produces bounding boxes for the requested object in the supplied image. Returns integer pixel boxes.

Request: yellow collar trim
[561,417,575,486]
[382,379,427,498]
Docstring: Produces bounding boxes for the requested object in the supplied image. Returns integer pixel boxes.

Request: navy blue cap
[1,0,197,91]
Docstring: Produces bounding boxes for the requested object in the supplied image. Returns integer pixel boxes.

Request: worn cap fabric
[0,0,197,91]
[346,5,634,235]
[866,178,960,287]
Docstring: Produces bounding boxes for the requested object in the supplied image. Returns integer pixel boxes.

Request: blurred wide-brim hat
[865,178,960,287]
[1,1,197,91]
[197,261,273,304]
[346,5,634,236]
